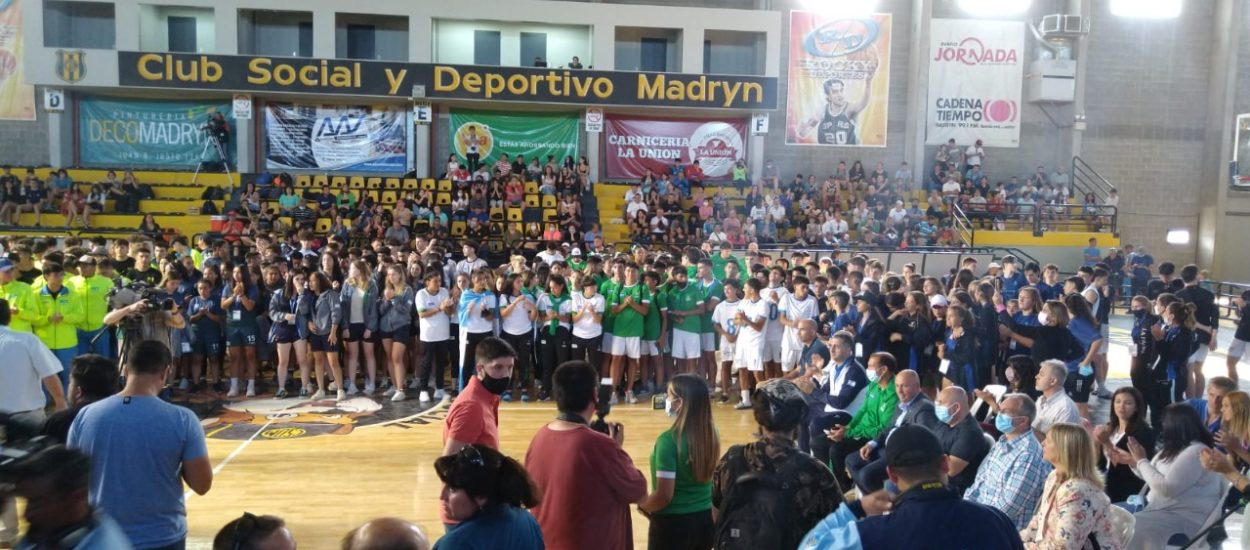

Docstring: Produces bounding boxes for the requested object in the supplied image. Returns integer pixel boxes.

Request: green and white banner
[448,110,578,169]
[78,96,235,167]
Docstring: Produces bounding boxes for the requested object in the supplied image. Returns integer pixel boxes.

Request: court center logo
[195,395,447,440]
[687,122,744,178]
[453,123,494,161]
[55,49,86,83]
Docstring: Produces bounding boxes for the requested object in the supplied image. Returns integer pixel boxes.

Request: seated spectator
[277,186,299,215]
[825,351,898,491]
[212,513,296,550]
[1026,360,1082,440]
[342,518,430,550]
[41,354,118,444]
[1019,423,1119,549]
[525,360,646,550]
[10,445,134,549]
[800,425,1024,549]
[1122,403,1223,547]
[433,444,543,549]
[965,393,1051,529]
[713,379,842,549]
[929,386,990,493]
[1093,387,1156,503]
[846,369,935,493]
[49,168,73,202]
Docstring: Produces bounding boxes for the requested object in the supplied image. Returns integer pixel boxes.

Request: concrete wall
[137,5,216,53]
[0,96,52,166]
[432,20,590,67]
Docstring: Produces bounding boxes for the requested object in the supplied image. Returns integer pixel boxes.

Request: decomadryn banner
[78,96,233,167]
[603,116,747,180]
[265,103,407,172]
[0,0,36,120]
[926,19,1024,148]
[785,12,891,147]
[448,110,579,170]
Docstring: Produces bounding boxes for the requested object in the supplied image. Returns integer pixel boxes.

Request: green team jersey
[643,286,667,341]
[709,254,748,282]
[569,258,587,272]
[696,278,724,334]
[668,282,705,333]
[599,279,620,333]
[609,283,649,338]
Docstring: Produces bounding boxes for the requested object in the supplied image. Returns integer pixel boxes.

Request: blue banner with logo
[78,96,235,167]
[264,103,407,172]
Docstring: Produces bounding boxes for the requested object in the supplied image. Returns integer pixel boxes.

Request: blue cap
[0,258,13,272]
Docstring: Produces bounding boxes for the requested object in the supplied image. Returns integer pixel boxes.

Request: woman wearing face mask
[888,291,936,381]
[1063,294,1104,420]
[638,374,720,550]
[937,304,977,393]
[1001,301,1088,417]
[432,444,543,550]
[1093,387,1156,503]
[1147,301,1199,428]
[1128,295,1161,414]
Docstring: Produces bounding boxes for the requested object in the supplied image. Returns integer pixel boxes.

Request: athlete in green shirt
[642,270,668,396]
[607,262,649,404]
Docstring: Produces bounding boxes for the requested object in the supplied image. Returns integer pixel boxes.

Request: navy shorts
[344,322,377,343]
[379,325,412,342]
[226,327,259,347]
[273,323,300,344]
[309,332,339,353]
[192,337,222,356]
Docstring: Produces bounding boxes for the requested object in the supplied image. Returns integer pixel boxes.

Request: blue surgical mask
[866,369,880,383]
[935,404,952,424]
[995,413,1016,434]
[665,398,678,417]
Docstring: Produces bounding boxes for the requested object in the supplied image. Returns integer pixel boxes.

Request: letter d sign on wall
[44,89,65,112]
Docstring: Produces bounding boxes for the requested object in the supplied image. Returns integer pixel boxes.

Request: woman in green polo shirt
[639,374,720,550]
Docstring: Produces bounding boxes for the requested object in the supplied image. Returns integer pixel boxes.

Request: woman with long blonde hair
[340,259,379,394]
[1021,423,1120,549]
[639,374,720,550]
[379,264,415,401]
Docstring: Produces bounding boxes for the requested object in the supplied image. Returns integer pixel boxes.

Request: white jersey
[712,299,742,353]
[415,288,450,342]
[499,294,536,336]
[763,285,789,340]
[735,298,768,353]
[536,292,573,330]
[571,293,606,339]
[460,293,497,334]
[780,293,819,352]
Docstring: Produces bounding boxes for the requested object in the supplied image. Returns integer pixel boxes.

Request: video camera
[202,114,229,145]
[107,281,175,312]
[591,377,613,435]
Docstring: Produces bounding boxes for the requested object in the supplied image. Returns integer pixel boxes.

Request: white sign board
[413,102,432,124]
[232,94,252,120]
[44,88,65,112]
[751,112,769,135]
[585,108,603,133]
[925,19,1024,148]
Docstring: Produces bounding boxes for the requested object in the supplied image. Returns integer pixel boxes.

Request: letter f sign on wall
[751,112,769,136]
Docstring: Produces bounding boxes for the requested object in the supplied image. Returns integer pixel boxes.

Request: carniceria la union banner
[265,103,407,172]
[78,96,234,167]
[448,110,579,170]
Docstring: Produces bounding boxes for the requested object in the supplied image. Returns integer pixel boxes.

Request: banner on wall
[925,19,1024,148]
[785,12,892,147]
[447,110,579,169]
[265,103,407,172]
[0,0,36,120]
[78,97,234,166]
[603,116,747,180]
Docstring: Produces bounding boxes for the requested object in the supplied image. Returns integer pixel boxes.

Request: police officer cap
[884,425,944,468]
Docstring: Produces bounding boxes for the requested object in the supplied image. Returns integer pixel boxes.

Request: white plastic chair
[970,384,1009,421]
[1107,505,1135,547]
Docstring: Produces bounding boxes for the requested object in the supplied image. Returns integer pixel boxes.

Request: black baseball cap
[884,425,944,468]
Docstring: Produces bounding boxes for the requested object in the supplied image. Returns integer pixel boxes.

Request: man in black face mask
[442,336,516,458]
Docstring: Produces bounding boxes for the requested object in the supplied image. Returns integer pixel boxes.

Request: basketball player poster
[926,19,1024,148]
[785,12,892,147]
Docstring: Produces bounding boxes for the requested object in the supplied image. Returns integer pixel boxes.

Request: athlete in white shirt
[779,276,819,372]
[762,267,790,379]
[711,280,742,403]
[733,279,769,409]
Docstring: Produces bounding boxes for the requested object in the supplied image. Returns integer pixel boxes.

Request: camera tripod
[191,129,235,193]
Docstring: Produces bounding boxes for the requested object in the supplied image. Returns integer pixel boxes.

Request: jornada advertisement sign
[925,19,1024,148]
[603,116,747,180]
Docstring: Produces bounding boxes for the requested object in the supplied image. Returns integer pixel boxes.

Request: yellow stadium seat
[451,221,466,236]
[385,178,400,189]
[331,176,347,187]
[315,218,332,233]
[279,217,293,228]
[421,179,436,190]
[436,192,451,205]
[525,181,538,194]
[296,175,312,188]
[489,207,504,221]
[438,180,452,191]
[524,195,539,208]
[402,178,419,190]
[543,209,558,222]
[380,190,398,204]
[365,178,380,190]
[313,175,329,187]
[350,176,365,188]
[506,208,522,222]
[542,195,557,208]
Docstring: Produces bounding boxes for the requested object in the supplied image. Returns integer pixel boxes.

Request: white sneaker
[383,387,397,397]
[245,387,256,398]
[328,381,338,391]
[391,390,407,402]
[178,378,190,391]
[419,391,431,403]
[626,391,638,405]
[433,389,447,400]
[347,384,360,395]
[364,382,376,395]
[336,389,347,401]
[226,387,240,398]
[609,393,619,405]
[310,389,326,400]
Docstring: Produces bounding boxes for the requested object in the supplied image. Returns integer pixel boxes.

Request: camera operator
[101,284,184,370]
[4,445,134,549]
[206,111,229,146]
[0,297,67,546]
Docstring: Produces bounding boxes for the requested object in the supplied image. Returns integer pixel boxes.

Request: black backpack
[714,450,807,550]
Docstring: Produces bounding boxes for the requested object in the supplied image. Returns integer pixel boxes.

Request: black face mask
[480,372,510,395]
[1132,309,1147,319]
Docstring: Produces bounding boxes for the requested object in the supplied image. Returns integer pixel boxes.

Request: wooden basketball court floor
[151,324,1248,548]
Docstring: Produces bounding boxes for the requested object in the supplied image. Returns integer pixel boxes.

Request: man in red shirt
[525,361,647,550]
[442,336,516,455]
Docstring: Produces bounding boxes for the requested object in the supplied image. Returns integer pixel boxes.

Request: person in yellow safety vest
[33,261,85,390]
[68,254,115,358]
[0,257,41,333]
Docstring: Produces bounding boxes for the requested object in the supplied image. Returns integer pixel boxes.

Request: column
[680,27,703,73]
[1198,0,1242,276]
[1067,0,1090,160]
[313,10,335,58]
[902,0,933,179]
[235,116,254,174]
[415,121,431,178]
[592,23,615,70]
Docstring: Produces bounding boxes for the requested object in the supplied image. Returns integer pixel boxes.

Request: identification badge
[855,343,864,356]
[181,342,192,353]
[1129,343,1138,356]
[1009,341,1017,350]
[231,310,242,321]
[939,359,951,375]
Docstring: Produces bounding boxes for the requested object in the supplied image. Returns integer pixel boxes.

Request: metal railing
[948,201,976,247]
[959,201,1118,236]
[1072,156,1116,202]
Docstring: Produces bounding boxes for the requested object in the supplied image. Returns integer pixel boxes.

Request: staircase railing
[948,201,975,247]
[1072,156,1116,201]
